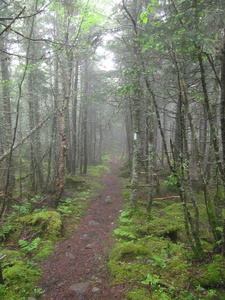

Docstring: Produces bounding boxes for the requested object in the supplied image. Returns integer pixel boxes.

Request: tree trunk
[56,51,73,203]
[0,38,14,217]
[71,60,79,175]
[220,28,225,256]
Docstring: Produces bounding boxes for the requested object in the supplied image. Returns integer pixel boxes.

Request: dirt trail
[39,156,126,299]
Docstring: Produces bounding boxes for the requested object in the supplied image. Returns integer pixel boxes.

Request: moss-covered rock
[193,255,225,288]
[109,243,152,262]
[18,211,62,239]
[137,218,181,242]
[65,175,89,189]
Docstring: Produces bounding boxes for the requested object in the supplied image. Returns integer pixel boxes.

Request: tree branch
[0,8,44,21]
[0,7,26,37]
[122,0,137,35]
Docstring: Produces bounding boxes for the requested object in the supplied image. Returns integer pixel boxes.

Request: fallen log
[153,196,180,201]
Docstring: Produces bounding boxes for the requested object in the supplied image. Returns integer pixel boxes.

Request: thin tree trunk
[220,28,225,256]
[71,61,79,175]
[56,51,73,203]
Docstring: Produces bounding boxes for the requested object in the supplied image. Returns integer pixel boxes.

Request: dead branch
[0,110,56,162]
[0,7,26,37]
[153,196,180,201]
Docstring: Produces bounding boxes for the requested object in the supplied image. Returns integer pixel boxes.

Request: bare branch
[122,0,137,35]
[0,7,26,37]
[0,111,56,162]
[0,8,44,21]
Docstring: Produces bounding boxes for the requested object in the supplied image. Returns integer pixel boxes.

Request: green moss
[114,226,138,241]
[194,255,225,287]
[88,164,110,178]
[160,258,190,287]
[151,288,173,299]
[119,169,130,178]
[137,218,181,241]
[33,240,54,261]
[126,287,151,299]
[108,260,151,284]
[2,259,42,299]
[109,243,152,262]
[65,175,89,189]
[122,189,130,201]
[89,181,102,190]
[101,154,111,162]
[18,211,62,239]
[3,261,40,284]
[1,249,25,261]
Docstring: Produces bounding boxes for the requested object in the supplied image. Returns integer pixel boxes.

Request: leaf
[141,273,160,286]
[177,28,186,35]
[140,13,149,24]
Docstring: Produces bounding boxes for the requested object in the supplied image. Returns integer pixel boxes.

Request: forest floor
[38,155,128,300]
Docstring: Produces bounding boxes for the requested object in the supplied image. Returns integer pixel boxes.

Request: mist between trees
[1,0,225,256]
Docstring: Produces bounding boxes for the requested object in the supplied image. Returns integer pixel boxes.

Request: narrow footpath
[39,156,126,299]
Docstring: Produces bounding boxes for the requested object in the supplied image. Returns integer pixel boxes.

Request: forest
[1,0,225,299]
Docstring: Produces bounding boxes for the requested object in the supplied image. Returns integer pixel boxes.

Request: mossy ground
[0,162,108,299]
[108,178,225,299]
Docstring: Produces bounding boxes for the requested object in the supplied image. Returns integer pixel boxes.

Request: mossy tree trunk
[0,38,14,218]
[146,95,155,212]
[220,28,225,256]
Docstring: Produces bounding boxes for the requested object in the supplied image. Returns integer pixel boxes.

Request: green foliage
[19,237,41,252]
[140,2,158,24]
[108,197,217,298]
[0,224,12,241]
[11,199,32,216]
[165,173,179,186]
[152,254,167,269]
[101,154,111,162]
[141,273,160,286]
[1,251,42,299]
[119,210,133,225]
[114,226,137,241]
[11,196,45,218]
[121,189,130,201]
[33,240,54,261]
[57,206,73,216]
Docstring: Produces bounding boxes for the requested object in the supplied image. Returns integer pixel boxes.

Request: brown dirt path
[39,155,127,300]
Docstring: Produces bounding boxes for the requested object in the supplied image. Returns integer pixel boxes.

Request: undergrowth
[108,186,225,299]
[0,161,108,299]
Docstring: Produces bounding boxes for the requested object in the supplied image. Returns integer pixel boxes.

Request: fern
[0,225,12,240]
[141,273,160,286]
[114,228,136,240]
[119,210,133,225]
[19,237,41,252]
